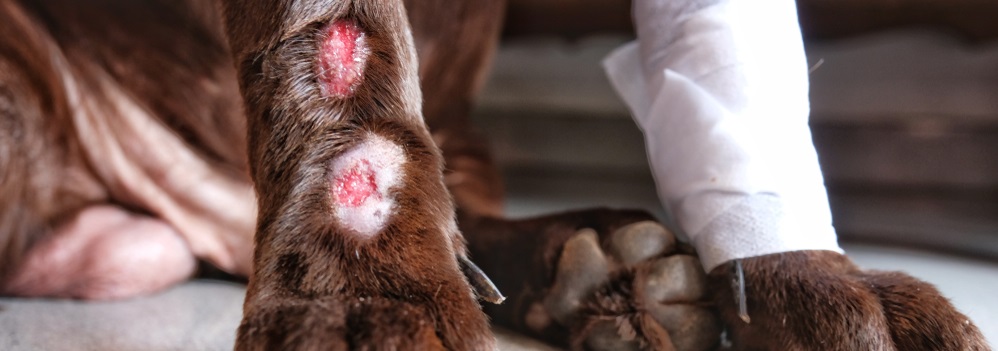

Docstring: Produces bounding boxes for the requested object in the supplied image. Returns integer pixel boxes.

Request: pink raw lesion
[333,159,380,207]
[327,135,405,237]
[318,20,370,98]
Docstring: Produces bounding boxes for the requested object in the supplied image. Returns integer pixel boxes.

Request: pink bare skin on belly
[2,206,197,300]
[0,46,257,300]
[3,17,377,301]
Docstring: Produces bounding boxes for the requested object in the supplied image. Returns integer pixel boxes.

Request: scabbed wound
[329,135,405,238]
[333,160,379,207]
[318,20,370,98]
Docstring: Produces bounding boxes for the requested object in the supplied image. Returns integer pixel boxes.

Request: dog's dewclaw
[459,255,505,304]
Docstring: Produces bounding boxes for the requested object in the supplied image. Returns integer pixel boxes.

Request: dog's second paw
[708,251,990,351]
[468,209,721,351]
[552,223,719,351]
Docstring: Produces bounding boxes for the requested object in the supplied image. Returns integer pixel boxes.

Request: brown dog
[0,0,988,350]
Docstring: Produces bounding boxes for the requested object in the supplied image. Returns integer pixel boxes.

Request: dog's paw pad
[546,221,719,351]
[646,304,719,351]
[607,221,676,266]
[639,255,706,304]
[543,229,611,325]
[636,254,718,350]
[582,318,642,351]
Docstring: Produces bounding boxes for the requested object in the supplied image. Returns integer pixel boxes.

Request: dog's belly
[3,49,256,297]
[0,0,258,279]
[64,69,257,275]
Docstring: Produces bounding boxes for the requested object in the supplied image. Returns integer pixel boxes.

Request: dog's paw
[552,223,719,351]
[708,250,990,351]
[226,3,499,349]
[235,129,496,351]
[237,296,449,351]
[466,209,721,350]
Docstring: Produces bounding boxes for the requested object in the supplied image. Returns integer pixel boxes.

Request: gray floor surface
[1,244,994,350]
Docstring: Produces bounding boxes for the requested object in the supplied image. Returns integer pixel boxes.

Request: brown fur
[402,0,508,218]
[0,0,108,285]
[216,0,494,349]
[0,0,249,283]
[707,251,989,351]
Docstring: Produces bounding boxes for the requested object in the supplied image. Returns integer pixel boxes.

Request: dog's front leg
[217,1,495,349]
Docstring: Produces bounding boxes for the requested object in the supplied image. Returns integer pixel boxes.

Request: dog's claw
[459,255,505,304]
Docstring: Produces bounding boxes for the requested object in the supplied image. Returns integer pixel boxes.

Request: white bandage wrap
[603,0,842,271]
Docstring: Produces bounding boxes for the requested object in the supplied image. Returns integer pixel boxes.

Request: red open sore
[333,160,380,207]
[317,20,369,98]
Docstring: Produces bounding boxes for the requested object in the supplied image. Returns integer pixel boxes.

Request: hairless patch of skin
[329,135,406,238]
[333,159,379,207]
[317,20,370,98]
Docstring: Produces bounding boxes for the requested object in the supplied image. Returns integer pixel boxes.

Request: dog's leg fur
[709,251,989,351]
[0,0,82,287]
[402,0,507,218]
[217,0,494,349]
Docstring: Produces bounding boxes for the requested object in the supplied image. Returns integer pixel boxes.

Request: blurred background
[487,0,998,261]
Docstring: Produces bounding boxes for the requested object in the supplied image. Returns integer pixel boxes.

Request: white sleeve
[602,0,842,271]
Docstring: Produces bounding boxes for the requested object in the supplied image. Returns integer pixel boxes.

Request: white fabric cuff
[603,0,842,271]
